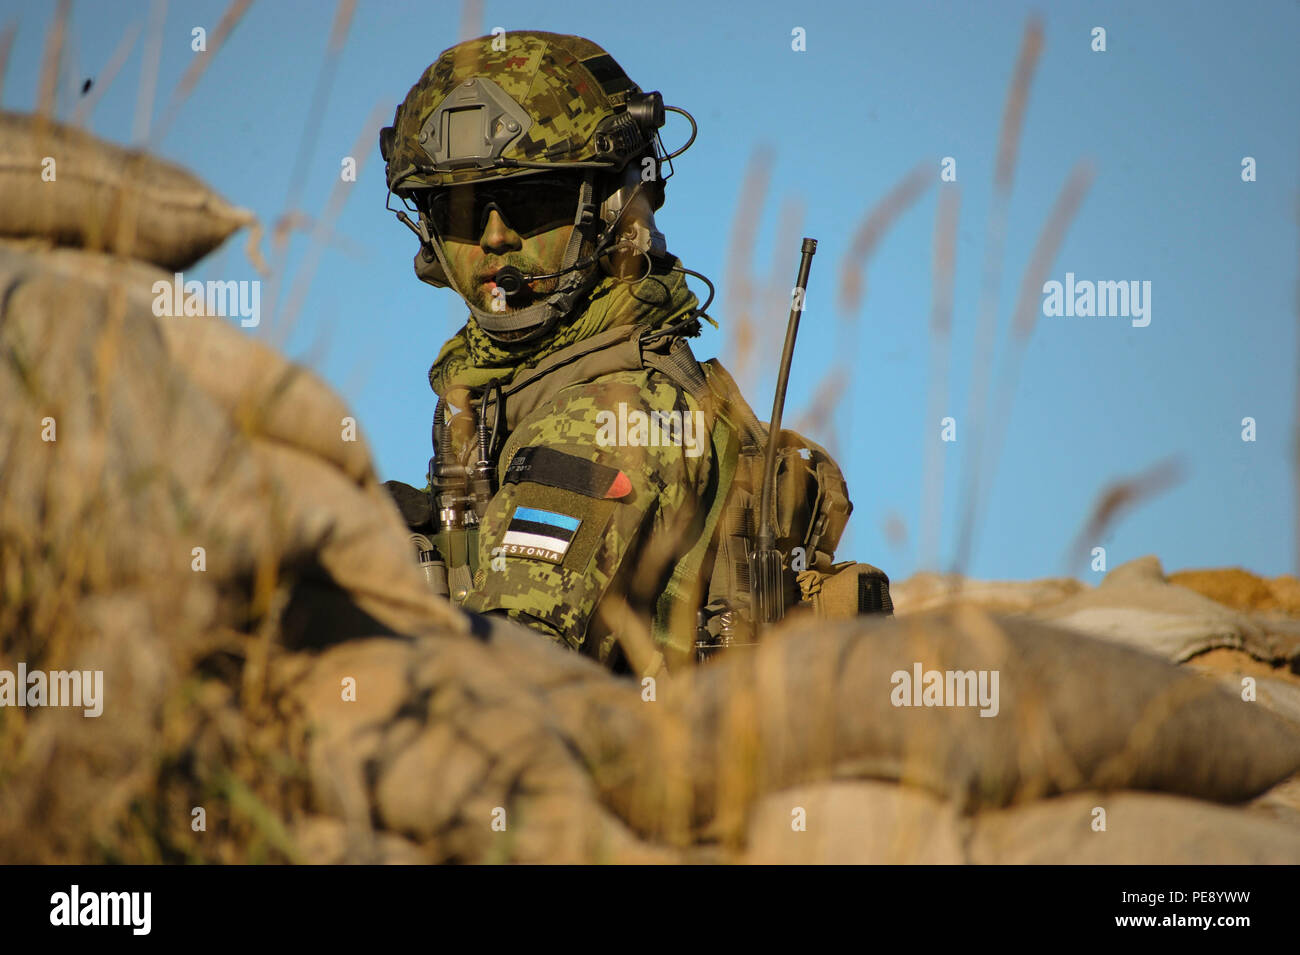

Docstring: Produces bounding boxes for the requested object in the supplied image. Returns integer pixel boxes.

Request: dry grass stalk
[722,148,773,389]
[1008,162,1096,343]
[994,17,1044,191]
[153,0,255,144]
[266,0,358,332]
[599,594,669,684]
[951,17,1045,576]
[1294,188,1300,575]
[835,161,932,318]
[920,185,960,569]
[132,0,166,144]
[791,365,847,437]
[972,162,1095,564]
[830,160,932,468]
[1064,456,1185,573]
[0,20,17,105]
[458,0,483,43]
[274,101,388,345]
[36,0,70,120]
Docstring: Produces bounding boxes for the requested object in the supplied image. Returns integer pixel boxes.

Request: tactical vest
[420,322,888,662]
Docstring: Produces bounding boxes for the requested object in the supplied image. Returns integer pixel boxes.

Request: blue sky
[3,0,1297,583]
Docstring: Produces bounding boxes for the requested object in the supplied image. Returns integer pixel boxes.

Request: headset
[382,83,712,340]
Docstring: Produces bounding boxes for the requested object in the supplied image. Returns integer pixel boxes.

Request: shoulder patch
[504,446,632,499]
[496,482,619,572]
[503,505,581,564]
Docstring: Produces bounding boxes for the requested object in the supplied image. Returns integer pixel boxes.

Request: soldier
[380,31,886,673]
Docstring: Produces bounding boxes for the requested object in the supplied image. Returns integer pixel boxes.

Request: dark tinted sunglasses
[420,174,585,241]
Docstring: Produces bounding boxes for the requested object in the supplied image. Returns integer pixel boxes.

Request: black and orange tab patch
[503,446,631,500]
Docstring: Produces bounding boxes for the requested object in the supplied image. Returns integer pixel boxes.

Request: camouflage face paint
[440,213,586,314]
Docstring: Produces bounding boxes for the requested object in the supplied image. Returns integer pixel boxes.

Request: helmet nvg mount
[380,31,689,342]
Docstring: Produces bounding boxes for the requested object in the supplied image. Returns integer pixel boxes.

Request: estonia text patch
[503,505,582,564]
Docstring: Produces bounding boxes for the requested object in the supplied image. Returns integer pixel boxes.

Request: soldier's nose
[480,209,521,254]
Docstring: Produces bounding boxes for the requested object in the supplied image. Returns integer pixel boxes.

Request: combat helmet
[381,31,675,341]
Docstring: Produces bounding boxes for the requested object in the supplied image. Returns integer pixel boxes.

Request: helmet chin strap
[424,173,603,344]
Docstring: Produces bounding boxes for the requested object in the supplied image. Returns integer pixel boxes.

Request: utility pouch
[797,560,893,618]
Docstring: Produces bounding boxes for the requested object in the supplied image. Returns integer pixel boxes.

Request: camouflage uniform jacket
[430,265,727,670]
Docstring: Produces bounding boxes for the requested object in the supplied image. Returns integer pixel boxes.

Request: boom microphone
[491,223,634,298]
[493,258,597,297]
[493,266,529,297]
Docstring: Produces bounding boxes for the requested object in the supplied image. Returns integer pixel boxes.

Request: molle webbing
[478,324,717,432]
[458,320,744,656]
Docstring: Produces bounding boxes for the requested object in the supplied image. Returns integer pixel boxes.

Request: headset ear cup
[413,244,448,288]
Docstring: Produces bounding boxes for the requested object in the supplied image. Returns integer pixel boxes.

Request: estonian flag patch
[502,505,582,564]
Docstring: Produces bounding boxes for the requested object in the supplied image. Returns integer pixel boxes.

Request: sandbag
[1187,649,1300,728]
[157,318,377,486]
[285,636,679,864]
[968,790,1300,864]
[1029,554,1300,663]
[0,241,375,484]
[0,240,462,644]
[742,782,964,864]
[681,607,1300,821]
[891,572,1084,616]
[0,111,257,270]
[742,783,1300,864]
[1251,775,1300,830]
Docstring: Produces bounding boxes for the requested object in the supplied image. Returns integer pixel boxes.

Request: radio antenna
[751,237,818,630]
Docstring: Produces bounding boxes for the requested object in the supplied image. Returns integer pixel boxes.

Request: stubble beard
[466,274,558,314]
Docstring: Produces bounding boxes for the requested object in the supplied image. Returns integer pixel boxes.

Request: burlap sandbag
[282,636,679,864]
[0,240,461,643]
[1189,656,1300,728]
[891,572,1084,616]
[1,240,374,484]
[742,783,1300,863]
[0,112,258,270]
[156,318,376,486]
[680,607,1300,824]
[968,790,1300,864]
[1251,775,1300,830]
[742,782,965,864]
[1030,555,1300,663]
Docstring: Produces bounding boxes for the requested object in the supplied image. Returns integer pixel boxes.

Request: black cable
[660,106,697,162]
[638,263,716,345]
[674,263,715,315]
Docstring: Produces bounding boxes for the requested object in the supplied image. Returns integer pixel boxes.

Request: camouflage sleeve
[460,369,714,655]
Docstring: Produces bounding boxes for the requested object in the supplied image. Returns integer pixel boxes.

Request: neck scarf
[429,260,700,399]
